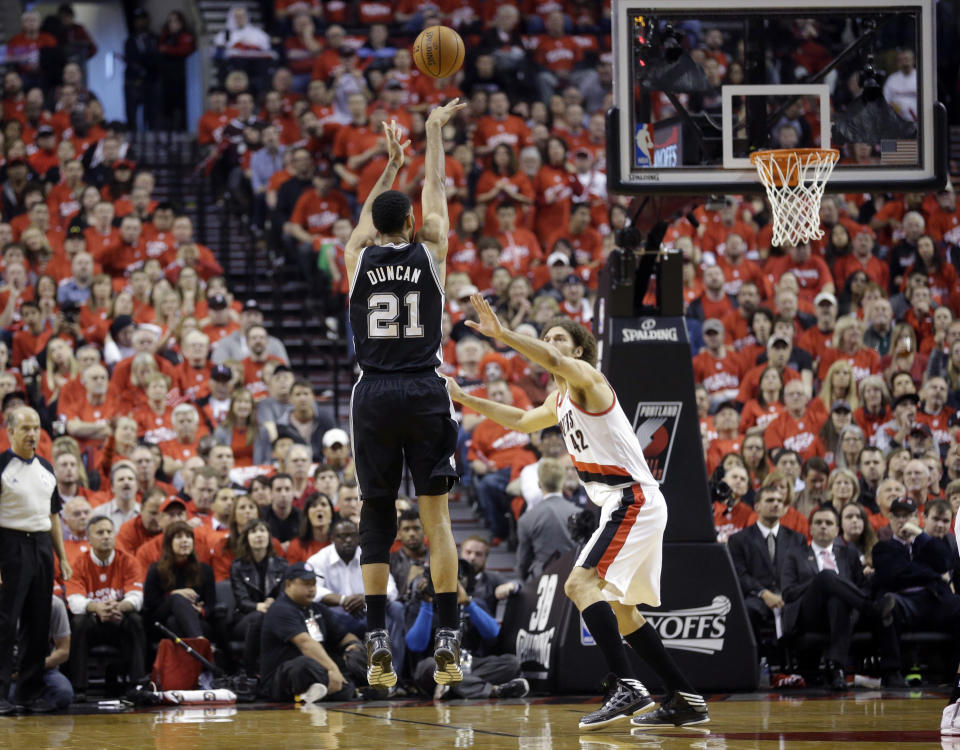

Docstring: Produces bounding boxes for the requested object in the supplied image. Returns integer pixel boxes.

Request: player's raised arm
[466,293,604,392]
[446,376,559,433]
[420,99,466,269]
[344,122,410,279]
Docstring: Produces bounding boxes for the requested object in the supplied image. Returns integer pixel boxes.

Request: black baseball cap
[242,299,260,313]
[285,562,317,582]
[208,293,228,310]
[563,273,584,286]
[889,496,918,515]
[210,364,233,382]
[892,392,920,410]
[66,225,85,239]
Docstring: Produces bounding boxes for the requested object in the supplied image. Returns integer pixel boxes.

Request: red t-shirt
[764,410,825,461]
[290,189,350,236]
[692,349,744,398]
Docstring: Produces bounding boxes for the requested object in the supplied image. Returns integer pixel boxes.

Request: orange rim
[750,148,839,188]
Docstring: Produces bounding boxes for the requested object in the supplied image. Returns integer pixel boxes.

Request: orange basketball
[412,25,465,79]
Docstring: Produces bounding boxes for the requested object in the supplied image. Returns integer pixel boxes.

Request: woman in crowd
[79,274,113,346]
[213,388,272,467]
[447,210,482,275]
[839,501,878,572]
[67,185,105,231]
[144,522,217,639]
[819,359,859,412]
[229,518,288,676]
[212,492,262,580]
[475,144,534,233]
[882,322,926,386]
[739,307,774,367]
[854,375,890,443]
[285,491,336,563]
[819,401,854,468]
[41,338,78,409]
[826,468,860,511]
[247,475,273,510]
[837,270,869,317]
[739,366,784,433]
[739,432,770,491]
[835,424,866,471]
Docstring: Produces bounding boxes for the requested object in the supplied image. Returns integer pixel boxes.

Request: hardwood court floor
[2,691,951,749]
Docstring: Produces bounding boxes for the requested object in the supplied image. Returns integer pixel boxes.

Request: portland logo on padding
[633,401,682,482]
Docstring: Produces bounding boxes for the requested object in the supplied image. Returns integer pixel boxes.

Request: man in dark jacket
[727,486,806,640]
[873,496,960,674]
[780,504,898,688]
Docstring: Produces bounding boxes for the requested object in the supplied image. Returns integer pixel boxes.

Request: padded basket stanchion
[750,148,839,247]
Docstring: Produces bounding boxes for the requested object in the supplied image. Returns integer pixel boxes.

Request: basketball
[412,25,464,79]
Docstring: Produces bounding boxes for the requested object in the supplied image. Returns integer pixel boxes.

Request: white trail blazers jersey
[556,384,658,502]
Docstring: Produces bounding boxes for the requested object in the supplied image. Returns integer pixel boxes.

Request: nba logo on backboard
[634,123,654,167]
[632,402,682,482]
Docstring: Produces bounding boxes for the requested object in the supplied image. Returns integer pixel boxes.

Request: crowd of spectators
[2,0,960,706]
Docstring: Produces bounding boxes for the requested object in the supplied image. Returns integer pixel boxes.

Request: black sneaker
[492,678,530,699]
[433,627,463,685]
[0,700,15,717]
[365,629,397,688]
[630,691,709,727]
[23,698,57,714]
[578,674,654,730]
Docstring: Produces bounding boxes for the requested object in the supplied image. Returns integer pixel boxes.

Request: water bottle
[759,657,771,689]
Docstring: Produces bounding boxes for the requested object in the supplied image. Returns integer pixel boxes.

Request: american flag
[880,139,919,165]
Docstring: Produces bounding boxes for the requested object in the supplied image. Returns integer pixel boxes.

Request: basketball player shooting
[446,295,708,729]
[343,99,467,690]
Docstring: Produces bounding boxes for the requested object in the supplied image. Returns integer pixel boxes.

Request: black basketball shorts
[350,371,460,500]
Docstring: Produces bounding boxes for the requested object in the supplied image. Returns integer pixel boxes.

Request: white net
[750,149,839,247]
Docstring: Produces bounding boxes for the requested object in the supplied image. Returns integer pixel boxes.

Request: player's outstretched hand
[444,375,465,403]
[384,120,411,168]
[426,98,467,129]
[465,293,504,339]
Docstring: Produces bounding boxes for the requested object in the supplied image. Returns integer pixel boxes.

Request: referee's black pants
[0,528,54,703]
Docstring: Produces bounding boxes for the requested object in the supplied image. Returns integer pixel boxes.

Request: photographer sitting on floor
[405,559,529,700]
[259,562,365,703]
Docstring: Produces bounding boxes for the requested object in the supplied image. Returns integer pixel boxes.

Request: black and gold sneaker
[365,629,397,688]
[433,627,463,685]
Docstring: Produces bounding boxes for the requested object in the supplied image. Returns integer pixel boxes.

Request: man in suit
[873,497,960,676]
[924,499,960,590]
[780,504,898,689]
[515,458,579,581]
[727,486,806,641]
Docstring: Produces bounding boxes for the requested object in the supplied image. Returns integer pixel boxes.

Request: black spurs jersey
[349,242,444,373]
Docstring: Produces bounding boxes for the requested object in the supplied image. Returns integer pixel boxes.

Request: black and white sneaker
[433,627,463,685]
[578,674,654,730]
[365,629,397,688]
[630,691,709,727]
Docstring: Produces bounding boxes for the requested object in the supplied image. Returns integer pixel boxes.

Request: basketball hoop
[750,148,839,247]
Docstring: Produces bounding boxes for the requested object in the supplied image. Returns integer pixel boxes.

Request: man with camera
[404,559,528,700]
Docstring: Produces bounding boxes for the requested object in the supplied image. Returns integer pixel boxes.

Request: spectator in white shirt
[883,49,918,121]
[306,519,406,674]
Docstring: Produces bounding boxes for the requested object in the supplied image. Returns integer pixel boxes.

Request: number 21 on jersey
[367,291,424,339]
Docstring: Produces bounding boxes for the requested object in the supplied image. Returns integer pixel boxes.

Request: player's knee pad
[359,497,397,565]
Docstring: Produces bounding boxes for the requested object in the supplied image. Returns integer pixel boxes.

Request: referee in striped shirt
[0,407,71,714]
